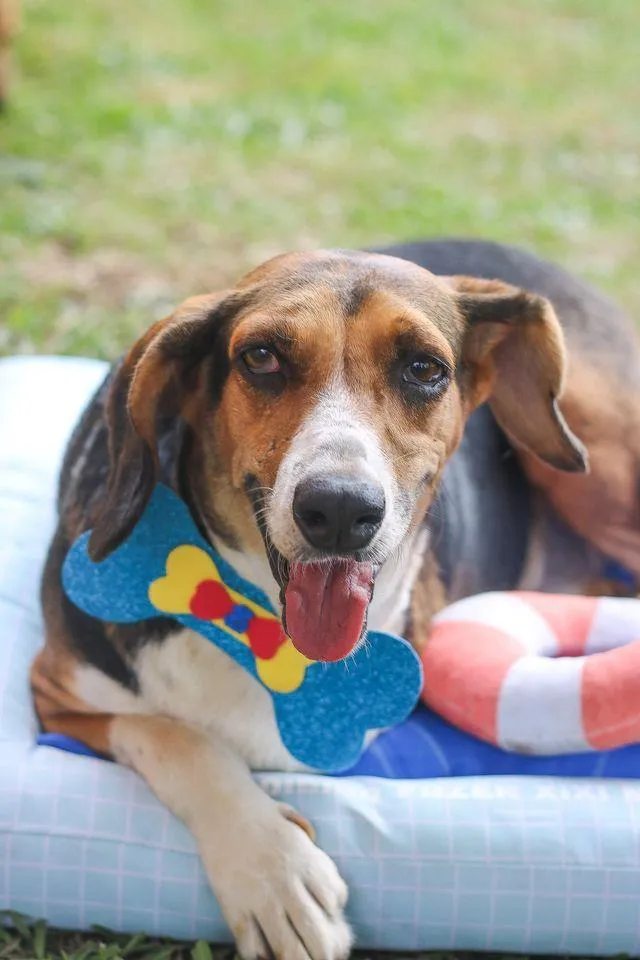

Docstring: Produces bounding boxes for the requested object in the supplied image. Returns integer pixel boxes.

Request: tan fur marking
[31,646,114,755]
[347,288,462,484]
[520,357,640,575]
[220,288,344,491]
[409,551,448,655]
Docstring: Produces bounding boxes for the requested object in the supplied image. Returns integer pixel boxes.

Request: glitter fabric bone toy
[62,484,423,772]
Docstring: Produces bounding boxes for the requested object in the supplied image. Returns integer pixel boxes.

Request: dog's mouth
[246,478,376,662]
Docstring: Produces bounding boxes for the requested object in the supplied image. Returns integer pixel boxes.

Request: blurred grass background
[1,0,639,360]
[0,1,638,956]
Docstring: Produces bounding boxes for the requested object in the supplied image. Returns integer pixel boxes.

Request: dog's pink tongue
[285,561,374,662]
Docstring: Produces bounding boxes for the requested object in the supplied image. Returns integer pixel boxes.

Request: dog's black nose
[293,476,385,552]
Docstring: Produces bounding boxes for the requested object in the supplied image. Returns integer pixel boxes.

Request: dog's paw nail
[279,802,316,842]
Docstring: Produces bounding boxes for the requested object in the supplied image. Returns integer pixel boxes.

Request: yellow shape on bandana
[256,640,310,693]
[148,544,311,694]
[149,545,269,621]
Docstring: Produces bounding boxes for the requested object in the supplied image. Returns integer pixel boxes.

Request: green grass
[1,1,638,957]
[1,0,639,360]
[0,914,539,960]
[1,915,238,960]
[1,912,583,960]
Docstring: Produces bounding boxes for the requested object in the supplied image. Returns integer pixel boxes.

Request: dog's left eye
[241,347,281,375]
[402,357,447,387]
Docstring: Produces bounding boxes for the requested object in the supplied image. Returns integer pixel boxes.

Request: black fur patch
[62,592,141,693]
[341,281,373,317]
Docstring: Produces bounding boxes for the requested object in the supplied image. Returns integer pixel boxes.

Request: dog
[33,238,640,959]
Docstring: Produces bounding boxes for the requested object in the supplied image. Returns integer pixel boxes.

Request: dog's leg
[110,715,352,960]
[519,357,640,579]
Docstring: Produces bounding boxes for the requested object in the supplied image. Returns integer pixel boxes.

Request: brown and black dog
[34,239,640,960]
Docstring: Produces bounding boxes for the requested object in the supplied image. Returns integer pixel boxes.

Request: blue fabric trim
[603,559,637,592]
[37,703,640,779]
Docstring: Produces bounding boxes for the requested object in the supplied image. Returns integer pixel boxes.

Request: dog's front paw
[203,800,352,960]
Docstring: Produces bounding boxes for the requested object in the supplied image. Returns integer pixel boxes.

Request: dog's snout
[293,475,385,552]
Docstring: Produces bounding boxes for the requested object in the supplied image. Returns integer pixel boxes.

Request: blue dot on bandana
[224,604,254,633]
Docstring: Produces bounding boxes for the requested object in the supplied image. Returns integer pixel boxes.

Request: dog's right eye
[241,347,281,375]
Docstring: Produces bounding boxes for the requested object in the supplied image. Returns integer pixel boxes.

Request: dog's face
[89,250,587,660]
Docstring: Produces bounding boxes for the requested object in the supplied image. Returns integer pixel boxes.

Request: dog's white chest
[134,629,305,772]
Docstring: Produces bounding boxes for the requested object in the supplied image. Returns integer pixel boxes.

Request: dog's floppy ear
[448,276,588,474]
[88,289,252,562]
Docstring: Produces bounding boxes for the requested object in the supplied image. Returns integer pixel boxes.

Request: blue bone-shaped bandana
[62,485,422,772]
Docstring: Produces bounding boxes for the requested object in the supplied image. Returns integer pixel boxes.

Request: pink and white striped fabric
[422,592,640,755]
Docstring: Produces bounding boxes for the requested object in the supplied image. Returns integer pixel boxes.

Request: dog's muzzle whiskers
[244,475,290,615]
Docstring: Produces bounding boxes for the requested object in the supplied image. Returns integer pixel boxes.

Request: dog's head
[89,250,587,660]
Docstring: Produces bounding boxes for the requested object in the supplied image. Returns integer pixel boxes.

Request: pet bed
[2,355,640,955]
